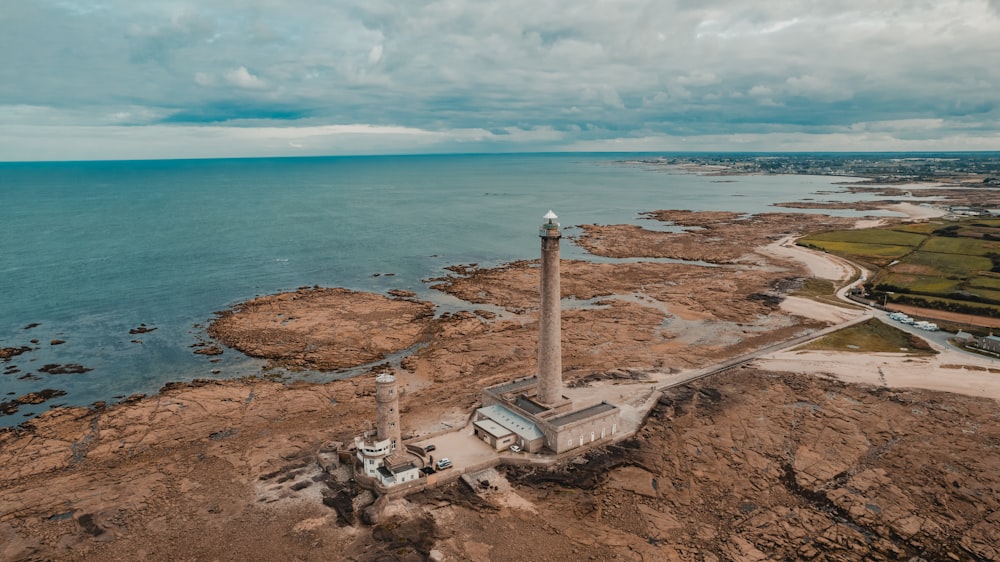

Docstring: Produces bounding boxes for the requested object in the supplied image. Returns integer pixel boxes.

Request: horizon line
[4,149,1000,165]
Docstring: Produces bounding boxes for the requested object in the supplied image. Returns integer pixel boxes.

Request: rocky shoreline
[3,197,1000,560]
[207,286,436,371]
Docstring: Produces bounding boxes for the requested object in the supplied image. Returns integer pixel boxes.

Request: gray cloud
[2,0,999,160]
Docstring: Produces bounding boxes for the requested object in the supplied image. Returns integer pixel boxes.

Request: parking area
[409,423,498,473]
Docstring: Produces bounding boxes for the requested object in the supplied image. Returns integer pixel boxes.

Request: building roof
[549,402,619,428]
[514,395,548,415]
[477,404,544,441]
[485,376,537,396]
[383,453,413,468]
[389,462,417,474]
[474,419,513,439]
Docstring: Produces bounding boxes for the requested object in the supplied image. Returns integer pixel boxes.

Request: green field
[890,222,944,234]
[966,287,1000,304]
[798,218,1000,319]
[803,229,926,246]
[969,275,1000,291]
[904,251,993,276]
[877,273,961,294]
[801,241,913,262]
[920,236,1000,256]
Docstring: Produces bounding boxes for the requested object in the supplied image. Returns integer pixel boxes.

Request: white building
[354,434,393,479]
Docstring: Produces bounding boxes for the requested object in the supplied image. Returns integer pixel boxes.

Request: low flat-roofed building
[376,460,420,486]
[473,418,518,451]
[477,381,621,454]
[475,404,546,452]
[544,401,620,454]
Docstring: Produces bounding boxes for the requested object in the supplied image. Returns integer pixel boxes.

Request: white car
[436,458,452,470]
[509,445,521,453]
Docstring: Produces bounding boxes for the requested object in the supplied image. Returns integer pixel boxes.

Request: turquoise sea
[0,153,894,425]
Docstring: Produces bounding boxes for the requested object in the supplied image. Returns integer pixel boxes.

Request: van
[436,458,452,470]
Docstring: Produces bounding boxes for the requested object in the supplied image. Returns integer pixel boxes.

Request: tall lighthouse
[537,210,563,405]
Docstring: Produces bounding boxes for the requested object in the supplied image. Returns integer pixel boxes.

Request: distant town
[632,152,1000,185]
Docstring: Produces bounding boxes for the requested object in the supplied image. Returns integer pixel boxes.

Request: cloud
[784,75,853,103]
[1,1,1000,160]
[224,66,268,89]
[368,44,384,65]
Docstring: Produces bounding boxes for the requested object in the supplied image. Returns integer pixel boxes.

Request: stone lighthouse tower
[537,210,563,405]
[375,372,401,451]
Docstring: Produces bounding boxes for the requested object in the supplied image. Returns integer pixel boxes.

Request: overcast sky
[3,1,1000,161]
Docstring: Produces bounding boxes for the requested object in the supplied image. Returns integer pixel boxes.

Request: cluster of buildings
[955,331,1000,356]
[353,372,422,486]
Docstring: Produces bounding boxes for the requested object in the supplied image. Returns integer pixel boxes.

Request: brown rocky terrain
[2,206,999,561]
[432,369,1000,561]
[762,176,1000,214]
[575,210,861,264]
[207,287,436,371]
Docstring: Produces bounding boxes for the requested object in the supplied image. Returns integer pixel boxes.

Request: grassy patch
[798,318,937,355]
[800,241,914,264]
[890,222,947,234]
[879,274,961,294]
[921,236,1000,256]
[968,275,1000,291]
[966,287,1000,304]
[792,278,837,299]
[902,251,993,276]
[802,229,926,246]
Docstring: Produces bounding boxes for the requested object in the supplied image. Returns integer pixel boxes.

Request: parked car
[436,458,452,470]
[509,445,521,453]
[423,444,436,453]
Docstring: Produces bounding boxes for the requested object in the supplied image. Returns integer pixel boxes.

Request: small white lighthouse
[537,210,563,405]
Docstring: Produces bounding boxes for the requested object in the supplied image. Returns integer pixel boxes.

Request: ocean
[0,153,893,425]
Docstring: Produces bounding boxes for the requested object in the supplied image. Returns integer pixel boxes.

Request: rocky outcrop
[0,389,67,417]
[207,287,436,371]
[0,346,32,360]
[37,363,92,375]
[575,210,860,264]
